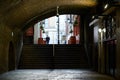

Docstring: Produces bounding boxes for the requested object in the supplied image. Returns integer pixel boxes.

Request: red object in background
[73,16,80,36]
[38,38,46,44]
[70,36,76,44]
[40,29,42,38]
[38,38,43,44]
[73,25,77,36]
[68,40,70,44]
[25,27,34,36]
[72,16,80,44]
[43,40,46,44]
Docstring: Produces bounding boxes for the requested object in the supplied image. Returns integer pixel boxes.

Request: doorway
[8,41,15,71]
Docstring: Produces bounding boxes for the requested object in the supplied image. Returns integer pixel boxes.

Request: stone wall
[116,8,120,80]
[0,22,22,73]
[0,23,12,73]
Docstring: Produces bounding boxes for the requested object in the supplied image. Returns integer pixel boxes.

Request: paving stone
[0,69,115,80]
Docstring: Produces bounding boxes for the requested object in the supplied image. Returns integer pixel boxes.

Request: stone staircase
[18,45,53,69]
[18,44,89,69]
[54,45,89,69]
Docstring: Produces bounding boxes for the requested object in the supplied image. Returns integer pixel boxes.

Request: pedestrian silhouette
[46,35,50,44]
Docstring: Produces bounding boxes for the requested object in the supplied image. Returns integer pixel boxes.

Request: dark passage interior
[0,0,119,80]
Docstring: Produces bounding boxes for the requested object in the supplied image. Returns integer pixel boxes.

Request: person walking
[46,35,50,44]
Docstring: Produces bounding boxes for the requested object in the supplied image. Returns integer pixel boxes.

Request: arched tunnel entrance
[0,0,117,80]
[10,0,96,71]
[17,1,94,69]
[19,14,90,69]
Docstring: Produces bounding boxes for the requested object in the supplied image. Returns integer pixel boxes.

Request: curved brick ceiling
[0,0,97,30]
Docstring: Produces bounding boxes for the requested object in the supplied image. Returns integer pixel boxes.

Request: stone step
[18,44,89,69]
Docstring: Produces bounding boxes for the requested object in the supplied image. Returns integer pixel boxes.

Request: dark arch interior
[22,7,93,31]
[8,41,15,71]
[0,0,118,79]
